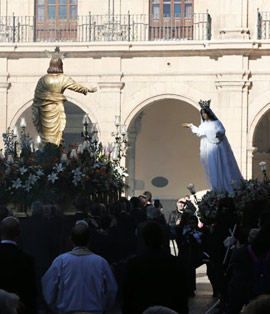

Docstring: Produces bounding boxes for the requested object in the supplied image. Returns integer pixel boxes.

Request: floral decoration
[0,143,128,209]
[198,179,270,224]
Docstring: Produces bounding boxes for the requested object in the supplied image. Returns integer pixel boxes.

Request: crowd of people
[0,191,270,314]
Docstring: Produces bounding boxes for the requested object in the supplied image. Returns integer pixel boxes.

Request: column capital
[0,82,11,90]
[0,72,11,91]
[247,147,258,155]
[98,81,125,92]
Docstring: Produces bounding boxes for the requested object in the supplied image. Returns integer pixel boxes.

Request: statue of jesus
[32,49,97,146]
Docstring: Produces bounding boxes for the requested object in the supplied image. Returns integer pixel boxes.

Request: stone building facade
[0,0,270,209]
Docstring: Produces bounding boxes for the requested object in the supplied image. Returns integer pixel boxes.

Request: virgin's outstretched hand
[182,123,191,128]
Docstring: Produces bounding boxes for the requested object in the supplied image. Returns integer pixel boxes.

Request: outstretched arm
[63,76,97,95]
[183,122,205,138]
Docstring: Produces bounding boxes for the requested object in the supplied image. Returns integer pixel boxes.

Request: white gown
[190,120,243,193]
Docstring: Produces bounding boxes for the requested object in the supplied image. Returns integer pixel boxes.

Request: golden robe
[32,74,89,146]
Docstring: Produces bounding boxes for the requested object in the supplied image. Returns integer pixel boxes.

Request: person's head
[47,57,63,74]
[142,221,163,249]
[0,217,21,242]
[176,198,186,212]
[31,201,44,217]
[130,196,140,210]
[154,199,162,209]
[99,215,112,231]
[71,221,90,247]
[143,191,152,203]
[251,223,270,258]
[0,289,19,314]
[138,195,147,208]
[0,206,9,222]
[200,107,217,122]
[142,306,178,314]
[248,228,260,245]
[120,197,131,213]
[242,294,270,314]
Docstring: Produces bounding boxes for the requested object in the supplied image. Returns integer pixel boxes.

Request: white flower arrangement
[12,178,22,190]
[19,166,27,175]
[48,172,59,184]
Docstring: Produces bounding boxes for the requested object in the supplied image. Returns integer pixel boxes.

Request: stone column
[126,112,143,197]
[246,147,258,180]
[215,70,252,178]
[0,72,11,149]
[97,75,124,147]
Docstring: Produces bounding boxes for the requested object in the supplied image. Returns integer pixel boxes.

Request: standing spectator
[130,196,147,227]
[176,215,202,297]
[20,201,55,313]
[0,217,36,314]
[168,198,186,228]
[42,222,117,314]
[122,221,189,314]
[144,191,155,219]
[143,191,153,208]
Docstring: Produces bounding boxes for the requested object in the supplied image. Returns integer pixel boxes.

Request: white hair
[0,289,19,314]
[75,220,89,227]
[142,306,178,314]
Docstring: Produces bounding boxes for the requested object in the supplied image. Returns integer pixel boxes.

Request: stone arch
[9,95,99,129]
[122,82,209,128]
[248,102,270,149]
[247,92,270,179]
[124,87,208,203]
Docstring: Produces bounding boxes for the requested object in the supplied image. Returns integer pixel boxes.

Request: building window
[150,0,194,40]
[35,0,77,41]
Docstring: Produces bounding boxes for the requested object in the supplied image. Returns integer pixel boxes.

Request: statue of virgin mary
[183,100,243,193]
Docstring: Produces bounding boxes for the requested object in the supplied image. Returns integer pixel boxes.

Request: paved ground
[189,264,219,314]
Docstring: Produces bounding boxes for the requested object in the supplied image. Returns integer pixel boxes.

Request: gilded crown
[199,99,211,108]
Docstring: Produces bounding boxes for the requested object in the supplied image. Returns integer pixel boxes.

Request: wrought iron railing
[257,11,270,39]
[0,13,211,43]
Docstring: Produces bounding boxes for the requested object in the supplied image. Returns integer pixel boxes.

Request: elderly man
[42,221,117,314]
[0,217,36,314]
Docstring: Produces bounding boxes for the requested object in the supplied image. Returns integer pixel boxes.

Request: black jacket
[0,243,36,314]
[168,210,182,227]
[122,248,189,314]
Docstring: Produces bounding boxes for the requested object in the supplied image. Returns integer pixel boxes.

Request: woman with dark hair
[32,50,97,146]
[183,100,243,193]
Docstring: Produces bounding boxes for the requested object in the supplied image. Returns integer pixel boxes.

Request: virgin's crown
[199,99,211,108]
